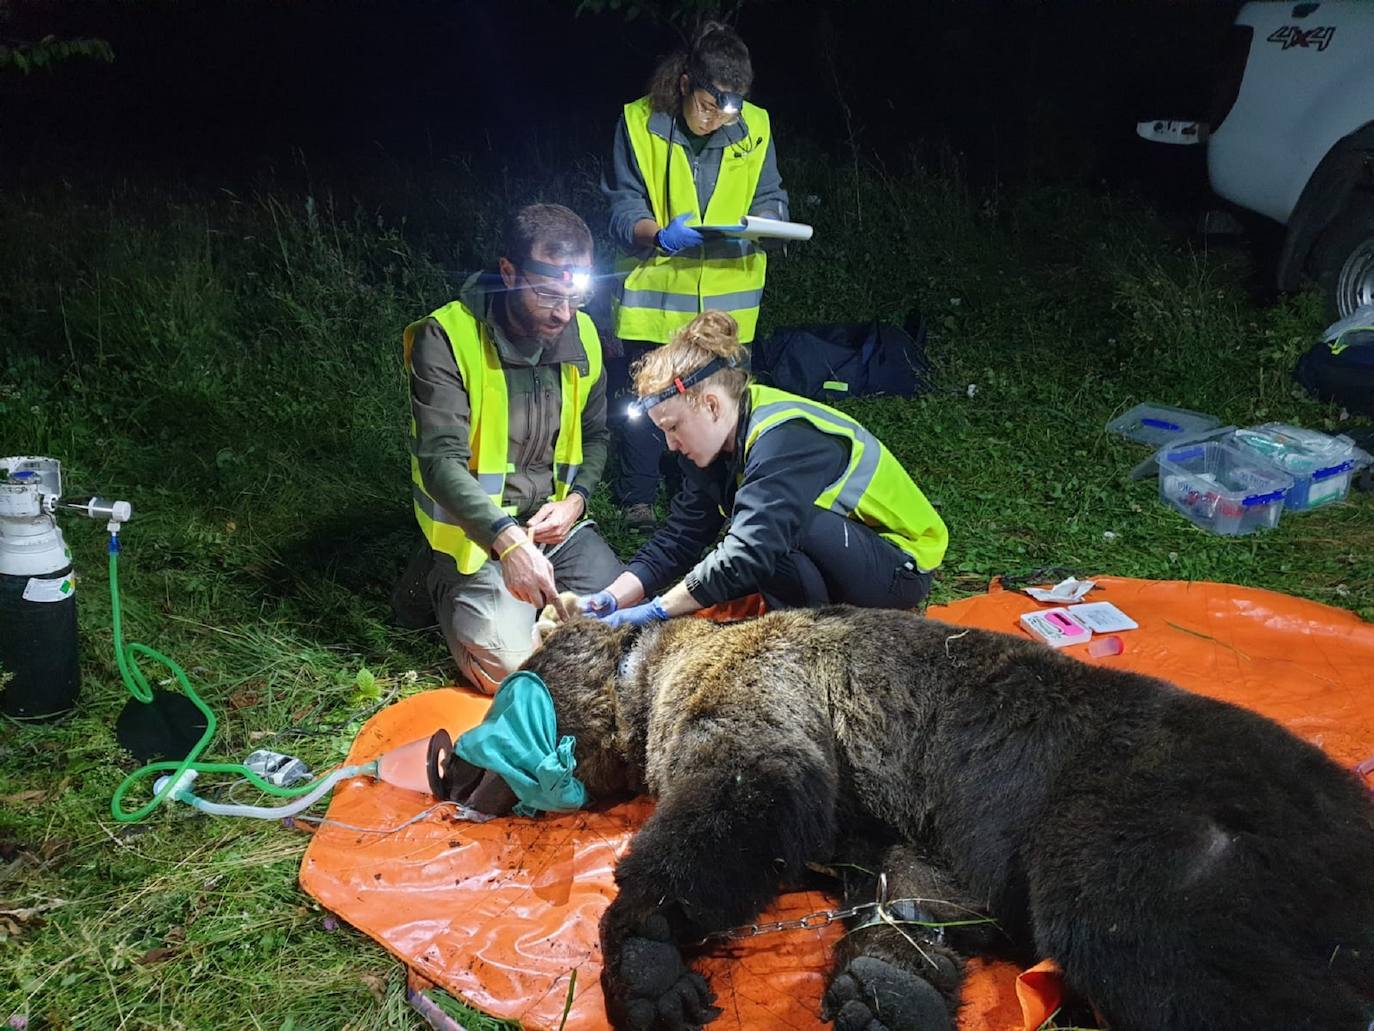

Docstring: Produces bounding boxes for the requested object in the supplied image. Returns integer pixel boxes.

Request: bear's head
[520,614,640,802]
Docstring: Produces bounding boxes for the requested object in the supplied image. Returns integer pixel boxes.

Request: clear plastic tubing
[159,762,377,820]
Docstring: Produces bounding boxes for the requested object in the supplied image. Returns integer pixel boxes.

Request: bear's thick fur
[521,607,1374,1031]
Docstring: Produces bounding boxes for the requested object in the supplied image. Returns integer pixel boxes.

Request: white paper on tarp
[696,215,814,242]
[1067,601,1139,633]
[1023,577,1096,604]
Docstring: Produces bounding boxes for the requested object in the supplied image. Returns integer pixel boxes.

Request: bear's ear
[533,612,560,647]
[534,591,583,645]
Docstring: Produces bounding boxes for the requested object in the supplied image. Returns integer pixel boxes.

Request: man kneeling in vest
[403,204,625,693]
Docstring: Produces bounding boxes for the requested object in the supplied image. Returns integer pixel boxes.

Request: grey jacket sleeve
[747,134,789,221]
[409,318,511,551]
[602,114,657,252]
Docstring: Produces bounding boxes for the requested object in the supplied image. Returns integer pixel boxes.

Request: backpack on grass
[1295,309,1374,418]
[750,310,933,403]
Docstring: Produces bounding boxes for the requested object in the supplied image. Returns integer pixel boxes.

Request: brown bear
[518,606,1374,1031]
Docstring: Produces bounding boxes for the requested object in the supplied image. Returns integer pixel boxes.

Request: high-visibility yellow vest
[402,300,603,574]
[613,96,771,344]
[742,384,949,572]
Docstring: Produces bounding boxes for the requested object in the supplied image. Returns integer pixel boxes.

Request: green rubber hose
[108,537,363,821]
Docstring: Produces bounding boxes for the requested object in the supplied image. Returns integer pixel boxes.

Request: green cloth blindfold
[455,670,588,816]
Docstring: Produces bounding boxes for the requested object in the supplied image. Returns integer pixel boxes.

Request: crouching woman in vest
[576,310,949,627]
[601,22,789,532]
[404,204,625,692]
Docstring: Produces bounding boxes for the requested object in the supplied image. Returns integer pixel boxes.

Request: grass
[1,140,1371,1030]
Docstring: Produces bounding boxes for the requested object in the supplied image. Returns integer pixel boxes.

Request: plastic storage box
[1107,403,1222,447]
[1227,423,1370,512]
[1157,441,1293,536]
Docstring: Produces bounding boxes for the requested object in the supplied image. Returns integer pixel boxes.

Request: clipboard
[695,215,814,242]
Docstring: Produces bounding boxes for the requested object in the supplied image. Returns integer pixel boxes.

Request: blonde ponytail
[632,310,751,405]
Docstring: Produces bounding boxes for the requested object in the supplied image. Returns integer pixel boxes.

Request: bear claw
[613,915,721,1030]
[824,956,952,1031]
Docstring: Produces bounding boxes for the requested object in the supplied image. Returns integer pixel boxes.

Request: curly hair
[646,22,753,115]
[632,310,751,405]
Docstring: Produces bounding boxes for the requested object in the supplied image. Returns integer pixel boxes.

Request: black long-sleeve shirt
[626,398,850,607]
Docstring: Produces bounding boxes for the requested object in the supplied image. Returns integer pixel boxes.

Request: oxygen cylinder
[0,457,80,719]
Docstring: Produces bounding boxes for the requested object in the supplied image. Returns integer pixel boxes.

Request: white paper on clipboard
[696,215,814,242]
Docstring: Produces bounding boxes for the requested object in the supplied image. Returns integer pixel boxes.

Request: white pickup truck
[1139,0,1374,318]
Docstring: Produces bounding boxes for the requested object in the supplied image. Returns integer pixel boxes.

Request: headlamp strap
[520,257,593,286]
[639,355,733,412]
[690,77,743,114]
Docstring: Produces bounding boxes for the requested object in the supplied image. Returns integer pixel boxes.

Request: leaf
[556,967,578,1031]
[1,790,52,805]
[353,667,379,700]
[0,902,56,938]
[359,972,387,1004]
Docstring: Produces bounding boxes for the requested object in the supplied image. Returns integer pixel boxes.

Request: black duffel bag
[1295,324,1374,417]
[749,311,934,402]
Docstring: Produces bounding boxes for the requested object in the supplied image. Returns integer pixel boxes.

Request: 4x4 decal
[1267,25,1336,50]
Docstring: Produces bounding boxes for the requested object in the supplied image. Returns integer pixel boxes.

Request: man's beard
[499,294,558,351]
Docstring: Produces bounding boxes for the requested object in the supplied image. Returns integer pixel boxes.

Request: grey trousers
[426,521,625,694]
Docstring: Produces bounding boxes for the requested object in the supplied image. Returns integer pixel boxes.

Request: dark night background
[1,0,1241,214]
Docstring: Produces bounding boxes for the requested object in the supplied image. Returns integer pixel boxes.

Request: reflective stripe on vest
[742,384,949,572]
[403,301,603,574]
[613,96,771,345]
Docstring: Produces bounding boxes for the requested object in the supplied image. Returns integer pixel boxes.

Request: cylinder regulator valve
[61,496,134,536]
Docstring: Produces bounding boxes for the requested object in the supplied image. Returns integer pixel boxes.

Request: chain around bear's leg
[823,843,997,1031]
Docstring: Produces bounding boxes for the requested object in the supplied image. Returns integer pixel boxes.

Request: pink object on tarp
[1088,633,1125,658]
[300,577,1374,1030]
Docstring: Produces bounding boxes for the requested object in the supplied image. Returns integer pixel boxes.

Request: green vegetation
[0,37,113,75]
[1,143,1369,1029]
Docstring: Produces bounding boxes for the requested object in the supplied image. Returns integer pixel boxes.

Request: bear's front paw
[609,913,722,1031]
[823,956,952,1031]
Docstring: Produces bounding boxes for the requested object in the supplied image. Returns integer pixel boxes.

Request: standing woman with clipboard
[602,22,789,531]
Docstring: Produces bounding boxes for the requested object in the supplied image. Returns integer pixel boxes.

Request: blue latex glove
[599,597,669,629]
[656,212,704,255]
[579,590,618,617]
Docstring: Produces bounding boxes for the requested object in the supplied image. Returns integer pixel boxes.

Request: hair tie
[497,539,528,562]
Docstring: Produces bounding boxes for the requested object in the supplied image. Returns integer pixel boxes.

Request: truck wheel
[1312,194,1374,320]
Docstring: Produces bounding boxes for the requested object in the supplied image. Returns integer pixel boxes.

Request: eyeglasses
[517,258,594,311]
[525,281,591,311]
[690,80,743,126]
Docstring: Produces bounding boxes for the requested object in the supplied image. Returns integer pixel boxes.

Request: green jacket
[404,274,608,572]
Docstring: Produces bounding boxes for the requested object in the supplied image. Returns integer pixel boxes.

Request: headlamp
[521,258,594,294]
[628,356,734,417]
[692,79,743,117]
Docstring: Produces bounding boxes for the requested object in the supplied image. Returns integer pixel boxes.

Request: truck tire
[1312,193,1374,320]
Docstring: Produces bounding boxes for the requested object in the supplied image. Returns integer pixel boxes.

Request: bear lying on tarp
[519,606,1374,1031]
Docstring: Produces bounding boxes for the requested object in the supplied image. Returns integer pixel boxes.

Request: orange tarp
[300,578,1374,1030]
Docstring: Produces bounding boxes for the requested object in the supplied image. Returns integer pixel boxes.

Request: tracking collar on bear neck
[616,622,653,682]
